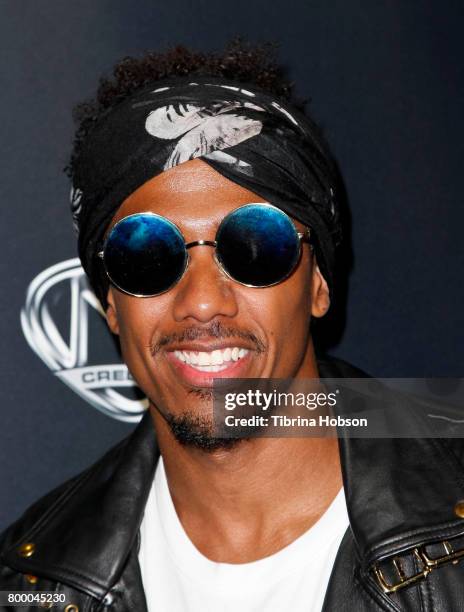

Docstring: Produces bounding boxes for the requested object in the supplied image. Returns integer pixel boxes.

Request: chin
[164,409,246,452]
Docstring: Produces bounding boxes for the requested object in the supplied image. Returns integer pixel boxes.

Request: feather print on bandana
[145,101,264,169]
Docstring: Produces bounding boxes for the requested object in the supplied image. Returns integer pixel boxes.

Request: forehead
[111,158,305,235]
[112,158,261,233]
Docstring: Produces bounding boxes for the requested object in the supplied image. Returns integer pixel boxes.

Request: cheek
[274,255,313,330]
[274,290,312,345]
[112,295,177,403]
[111,294,165,373]
[242,258,313,347]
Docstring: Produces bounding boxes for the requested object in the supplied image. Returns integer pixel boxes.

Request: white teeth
[211,349,223,365]
[172,347,249,369]
[192,364,228,372]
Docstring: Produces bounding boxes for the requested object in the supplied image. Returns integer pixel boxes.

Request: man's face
[106,159,329,442]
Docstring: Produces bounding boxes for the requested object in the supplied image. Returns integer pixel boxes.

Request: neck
[149,352,343,563]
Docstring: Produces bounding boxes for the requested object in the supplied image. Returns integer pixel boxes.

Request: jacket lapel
[3,411,160,599]
[319,358,464,608]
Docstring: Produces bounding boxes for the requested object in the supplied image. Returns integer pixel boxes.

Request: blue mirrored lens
[216,204,301,286]
[103,213,187,296]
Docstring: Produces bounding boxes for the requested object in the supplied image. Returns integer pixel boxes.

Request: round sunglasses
[98,203,312,297]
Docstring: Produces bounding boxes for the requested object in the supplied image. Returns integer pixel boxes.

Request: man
[1,42,464,611]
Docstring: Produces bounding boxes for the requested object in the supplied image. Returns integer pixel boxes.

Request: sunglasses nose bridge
[184,240,234,284]
[172,243,239,323]
[185,239,218,249]
[183,239,226,283]
[184,240,220,280]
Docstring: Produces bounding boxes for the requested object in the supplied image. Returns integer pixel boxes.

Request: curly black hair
[67,38,306,177]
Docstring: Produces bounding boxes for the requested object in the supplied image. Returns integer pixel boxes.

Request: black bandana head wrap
[71,76,342,308]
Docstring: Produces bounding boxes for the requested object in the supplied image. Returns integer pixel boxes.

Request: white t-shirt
[138,458,349,612]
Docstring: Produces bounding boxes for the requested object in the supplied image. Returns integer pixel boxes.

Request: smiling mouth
[172,347,250,372]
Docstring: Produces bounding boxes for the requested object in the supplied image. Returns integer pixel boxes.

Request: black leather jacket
[1,358,464,611]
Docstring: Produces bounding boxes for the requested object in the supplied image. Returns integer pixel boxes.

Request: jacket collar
[318,357,464,570]
[4,357,464,596]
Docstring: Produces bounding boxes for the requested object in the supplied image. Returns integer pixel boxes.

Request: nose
[171,246,239,323]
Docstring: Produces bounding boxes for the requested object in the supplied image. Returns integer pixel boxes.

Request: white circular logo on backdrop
[20,258,147,422]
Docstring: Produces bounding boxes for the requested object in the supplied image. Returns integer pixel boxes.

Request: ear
[311,261,330,318]
[105,287,120,335]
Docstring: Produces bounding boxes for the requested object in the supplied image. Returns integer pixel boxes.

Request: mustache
[151,320,266,355]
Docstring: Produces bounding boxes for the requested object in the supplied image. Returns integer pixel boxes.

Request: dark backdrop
[1,0,463,530]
